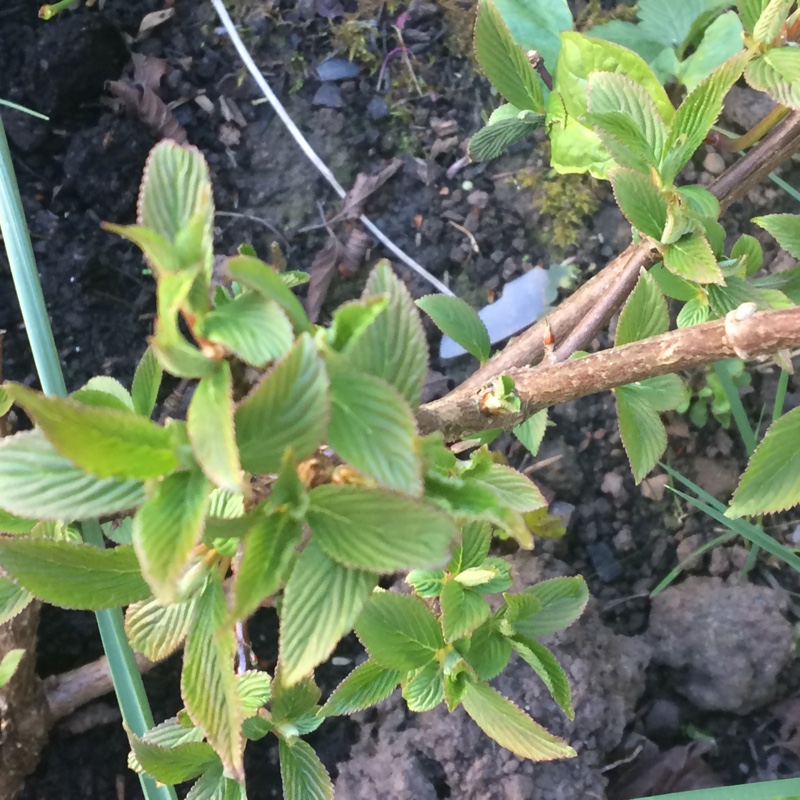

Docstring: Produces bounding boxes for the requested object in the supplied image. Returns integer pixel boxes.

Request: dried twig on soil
[417,306,800,440]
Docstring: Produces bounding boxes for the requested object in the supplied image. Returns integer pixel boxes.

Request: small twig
[710,105,791,152]
[448,220,480,253]
[210,0,454,297]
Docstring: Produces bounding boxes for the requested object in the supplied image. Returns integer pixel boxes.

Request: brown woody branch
[417,306,800,441]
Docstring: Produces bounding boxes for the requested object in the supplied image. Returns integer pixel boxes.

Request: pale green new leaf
[406,568,447,597]
[0,577,33,625]
[125,593,198,661]
[198,294,293,367]
[326,297,389,352]
[355,591,444,672]
[132,347,163,418]
[754,214,800,258]
[474,0,546,112]
[616,384,667,483]
[513,576,589,639]
[327,366,421,495]
[279,542,377,685]
[0,509,37,535]
[237,671,272,718]
[4,384,177,480]
[0,539,149,609]
[448,521,492,575]
[738,0,770,31]
[0,649,24,689]
[745,49,800,109]
[728,406,800,517]
[753,0,792,44]
[475,464,547,512]
[468,115,542,161]
[186,763,246,800]
[615,270,669,346]
[441,580,491,642]
[127,728,217,785]
[182,575,243,780]
[133,469,210,603]
[510,635,574,718]
[663,233,724,284]
[514,409,548,457]
[279,739,333,800]
[731,234,764,276]
[72,377,134,413]
[235,334,330,474]
[320,660,400,716]
[461,680,575,760]
[416,295,491,363]
[636,374,690,412]
[307,485,456,572]
[610,168,667,240]
[346,261,429,409]
[402,662,445,712]
[677,297,710,327]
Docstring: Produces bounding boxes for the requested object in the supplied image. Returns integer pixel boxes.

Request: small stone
[708,546,730,577]
[645,699,681,740]
[587,542,622,582]
[467,190,489,208]
[601,471,624,500]
[703,152,726,175]
[312,82,344,108]
[613,526,635,553]
[366,96,389,121]
[676,534,705,572]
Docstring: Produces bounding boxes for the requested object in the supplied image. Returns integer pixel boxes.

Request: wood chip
[137,8,175,38]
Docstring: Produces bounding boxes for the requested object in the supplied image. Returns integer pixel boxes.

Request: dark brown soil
[2,1,800,798]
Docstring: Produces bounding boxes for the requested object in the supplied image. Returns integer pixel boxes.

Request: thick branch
[417,306,800,440]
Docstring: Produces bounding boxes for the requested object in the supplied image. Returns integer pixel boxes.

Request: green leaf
[615,383,667,483]
[475,464,546,512]
[455,565,501,587]
[728,406,800,517]
[125,594,198,661]
[636,374,690,412]
[198,293,294,367]
[186,763,246,800]
[441,580,491,642]
[406,568,447,597]
[235,334,330,474]
[0,538,149,609]
[226,255,312,334]
[355,591,444,672]
[127,727,217,785]
[272,673,322,725]
[320,660,401,717]
[462,620,512,679]
[739,0,770,31]
[279,541,377,685]
[677,297,710,328]
[326,296,389,352]
[615,269,669,346]
[661,52,749,182]
[510,635,574,718]
[731,234,764,276]
[679,12,744,93]
[754,213,800,258]
[132,347,163,418]
[461,680,575,760]
[547,101,614,178]
[610,168,667,240]
[677,185,721,223]
[182,575,243,780]
[346,260,429,409]
[327,365,421,495]
[474,0,546,112]
[72,377,134,413]
[279,738,333,800]
[103,223,181,275]
[307,485,456,572]
[5,384,178,481]
[402,662,445,712]
[450,521,493,574]
[133,469,210,603]
[650,262,698,301]
[0,648,24,689]
[513,576,590,639]
[138,141,214,277]
[586,72,668,171]
[523,507,566,539]
[0,577,33,626]
[188,361,241,493]
[513,409,548,457]
[469,114,542,161]
[416,295,491,363]
[663,233,724,284]
[0,509,37,535]
[233,512,301,621]
[282,270,310,288]
[748,51,800,108]
[237,671,272,717]
[753,0,792,44]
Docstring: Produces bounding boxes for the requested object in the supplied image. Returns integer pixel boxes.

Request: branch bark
[417,306,800,441]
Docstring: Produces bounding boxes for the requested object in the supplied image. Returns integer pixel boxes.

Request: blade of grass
[635,775,800,800]
[713,360,757,455]
[0,99,48,121]
[0,117,175,800]
[773,369,790,425]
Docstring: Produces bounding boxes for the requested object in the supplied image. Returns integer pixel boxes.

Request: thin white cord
[210,0,455,296]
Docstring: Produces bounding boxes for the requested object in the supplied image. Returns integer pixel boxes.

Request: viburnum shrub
[0,0,800,798]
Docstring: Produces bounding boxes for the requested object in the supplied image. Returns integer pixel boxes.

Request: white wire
[210,0,455,296]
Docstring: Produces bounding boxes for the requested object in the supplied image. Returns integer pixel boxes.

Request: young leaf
[449,521,493,574]
[127,728,218,785]
[0,509,37,535]
[327,297,389,352]
[512,576,590,639]
[0,649,24,689]
[346,260,429,409]
[72,376,134,413]
[237,671,272,718]
[182,575,243,780]
[461,680,576,760]
[745,49,800,109]
[279,541,377,686]
[132,347,163,418]
[440,580,491,642]
[728,406,800,517]
[235,334,330,474]
[327,365,421,496]
[615,384,667,483]
[187,361,241,493]
[279,738,333,800]
[306,485,456,572]
[677,297,710,327]
[4,384,178,480]
[319,660,401,717]
[186,763,246,800]
[474,0,546,113]
[615,270,669,346]
[475,464,547,513]
[355,591,444,672]
[271,673,322,725]
[0,539,149,609]
[753,0,793,44]
[406,568,447,597]
[402,662,445,712]
[738,0,770,32]
[513,409,548,457]
[0,577,33,626]
[416,295,491,363]
[753,214,800,258]
[609,168,667,240]
[226,255,313,334]
[133,469,210,603]
[462,620,512,679]
[636,374,690,412]
[678,185,721,222]
[661,52,749,182]
[492,0,573,72]
[509,635,574,719]
[469,114,543,161]
[731,234,764,276]
[233,512,301,622]
[197,293,294,367]
[125,593,198,661]
[663,233,724,284]
[679,11,745,93]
